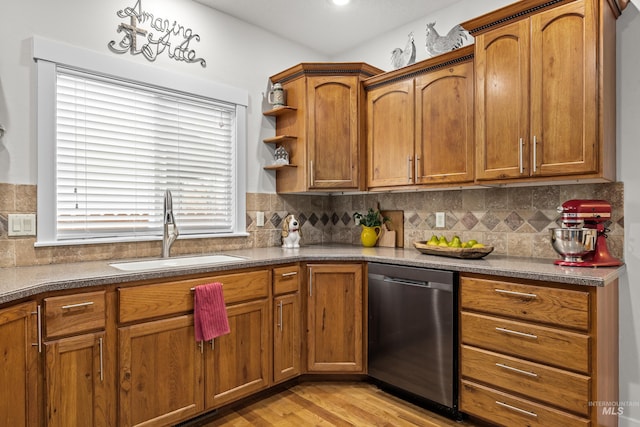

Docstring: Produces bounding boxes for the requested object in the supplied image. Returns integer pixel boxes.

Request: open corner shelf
[263,164,297,171]
[263,106,297,117]
[263,135,298,144]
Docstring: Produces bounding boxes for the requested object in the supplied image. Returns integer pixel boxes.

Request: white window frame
[33,36,248,246]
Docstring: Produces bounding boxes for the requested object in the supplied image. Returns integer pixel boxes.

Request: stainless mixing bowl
[550,228,597,262]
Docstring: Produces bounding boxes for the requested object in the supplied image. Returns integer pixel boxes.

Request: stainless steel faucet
[161,189,179,258]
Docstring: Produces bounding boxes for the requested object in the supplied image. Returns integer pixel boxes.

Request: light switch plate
[256,211,265,227]
[435,212,445,228]
[8,214,37,236]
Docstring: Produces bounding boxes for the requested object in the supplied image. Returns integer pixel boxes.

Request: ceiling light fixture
[332,0,350,5]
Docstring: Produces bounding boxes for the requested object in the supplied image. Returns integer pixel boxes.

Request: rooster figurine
[391,32,416,70]
[425,22,467,57]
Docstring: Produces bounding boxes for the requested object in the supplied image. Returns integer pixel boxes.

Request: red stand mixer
[550,199,622,267]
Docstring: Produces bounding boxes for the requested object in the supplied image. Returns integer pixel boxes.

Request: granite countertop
[0,244,625,305]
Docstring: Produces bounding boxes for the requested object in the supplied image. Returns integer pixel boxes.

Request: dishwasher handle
[381,276,453,292]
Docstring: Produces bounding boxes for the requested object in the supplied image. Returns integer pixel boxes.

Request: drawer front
[461,345,591,415]
[273,265,300,295]
[461,312,590,373]
[45,290,106,338]
[119,270,269,323]
[461,275,590,331]
[460,380,590,427]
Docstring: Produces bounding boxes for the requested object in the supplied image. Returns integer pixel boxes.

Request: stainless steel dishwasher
[367,262,458,416]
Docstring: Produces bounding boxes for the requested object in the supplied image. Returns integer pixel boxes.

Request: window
[34,37,248,246]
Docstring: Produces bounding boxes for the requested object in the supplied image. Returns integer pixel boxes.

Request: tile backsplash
[0,182,624,267]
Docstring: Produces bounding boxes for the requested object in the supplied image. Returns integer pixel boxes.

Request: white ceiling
[193,0,457,56]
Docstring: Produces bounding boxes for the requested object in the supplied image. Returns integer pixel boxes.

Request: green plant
[353,208,389,227]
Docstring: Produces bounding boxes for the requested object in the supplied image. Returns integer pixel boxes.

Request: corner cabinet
[306,263,364,373]
[266,63,382,193]
[463,0,619,184]
[0,301,39,427]
[364,46,475,190]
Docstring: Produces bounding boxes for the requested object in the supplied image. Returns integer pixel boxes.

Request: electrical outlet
[8,214,37,236]
[256,211,265,227]
[435,212,445,228]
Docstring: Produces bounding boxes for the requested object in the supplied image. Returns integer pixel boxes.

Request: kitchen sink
[109,254,247,271]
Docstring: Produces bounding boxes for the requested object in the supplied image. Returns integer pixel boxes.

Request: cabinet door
[205,299,270,409]
[0,301,39,427]
[45,332,108,427]
[307,75,361,189]
[273,293,301,383]
[415,61,474,185]
[475,19,531,180]
[530,0,598,177]
[118,315,203,427]
[307,264,363,372]
[366,79,415,188]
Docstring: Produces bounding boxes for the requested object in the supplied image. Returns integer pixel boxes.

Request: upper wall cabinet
[364,46,475,190]
[266,63,382,193]
[463,0,620,184]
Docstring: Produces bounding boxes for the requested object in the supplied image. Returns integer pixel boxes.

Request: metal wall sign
[108,0,207,67]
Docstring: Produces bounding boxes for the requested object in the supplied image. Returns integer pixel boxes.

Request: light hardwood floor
[194,381,477,426]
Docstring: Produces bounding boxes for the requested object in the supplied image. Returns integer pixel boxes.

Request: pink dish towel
[194,282,230,342]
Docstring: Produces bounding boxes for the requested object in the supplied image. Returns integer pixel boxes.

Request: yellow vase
[360,225,381,247]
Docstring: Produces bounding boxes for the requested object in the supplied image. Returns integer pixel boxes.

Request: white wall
[337,1,640,425]
[0,0,326,193]
[617,4,640,426]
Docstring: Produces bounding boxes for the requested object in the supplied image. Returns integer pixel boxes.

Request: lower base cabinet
[204,298,270,409]
[0,301,39,427]
[45,332,109,427]
[118,315,204,427]
[306,263,364,373]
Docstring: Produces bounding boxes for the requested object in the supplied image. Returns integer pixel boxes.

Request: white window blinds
[55,67,237,241]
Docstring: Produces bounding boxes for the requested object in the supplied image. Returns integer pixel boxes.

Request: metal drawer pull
[496,363,538,377]
[494,288,537,299]
[281,271,298,277]
[495,327,538,339]
[31,305,42,353]
[99,337,104,382]
[61,301,94,310]
[496,401,538,418]
[518,138,524,174]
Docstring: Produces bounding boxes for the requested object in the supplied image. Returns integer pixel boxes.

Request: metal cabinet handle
[518,138,524,174]
[496,363,538,377]
[99,337,104,382]
[310,160,314,187]
[495,327,538,339]
[309,268,313,297]
[415,155,420,182]
[61,301,94,310]
[407,156,413,182]
[496,401,538,417]
[31,305,42,353]
[494,288,537,299]
[532,135,537,173]
[278,300,283,332]
[281,271,298,277]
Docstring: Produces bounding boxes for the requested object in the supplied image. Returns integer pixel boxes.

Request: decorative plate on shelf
[413,241,494,259]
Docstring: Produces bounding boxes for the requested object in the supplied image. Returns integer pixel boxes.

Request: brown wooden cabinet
[43,290,113,427]
[118,315,204,427]
[204,298,270,408]
[459,273,619,427]
[0,301,39,427]
[366,79,415,188]
[306,263,364,373]
[364,46,475,190]
[272,265,301,383]
[266,63,382,193]
[464,0,618,184]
